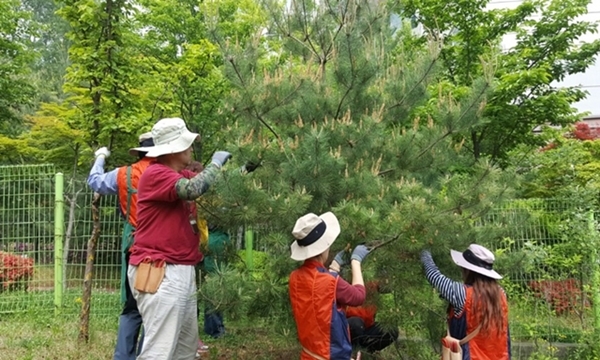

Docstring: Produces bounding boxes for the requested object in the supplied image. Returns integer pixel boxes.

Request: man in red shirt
[127,117,231,360]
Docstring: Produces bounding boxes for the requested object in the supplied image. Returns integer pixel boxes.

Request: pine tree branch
[334,33,356,119]
[414,80,490,160]
[323,0,349,64]
[228,56,246,88]
[253,110,280,140]
[439,166,495,217]
[297,0,321,60]
[228,57,280,139]
[388,52,440,112]
[377,169,395,176]
[324,0,341,23]
[368,234,401,252]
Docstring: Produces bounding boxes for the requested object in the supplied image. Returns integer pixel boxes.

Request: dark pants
[204,305,225,338]
[348,317,398,353]
[114,254,143,360]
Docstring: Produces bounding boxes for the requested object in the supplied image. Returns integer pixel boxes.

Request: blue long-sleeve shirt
[87,156,119,195]
[421,251,466,314]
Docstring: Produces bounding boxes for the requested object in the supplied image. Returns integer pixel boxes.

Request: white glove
[95,147,111,159]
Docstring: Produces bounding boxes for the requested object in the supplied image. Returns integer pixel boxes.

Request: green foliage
[132,0,262,161]
[58,0,149,149]
[397,0,600,164]
[22,0,70,104]
[0,0,36,138]
[200,265,252,320]
[515,131,600,204]
[568,330,600,359]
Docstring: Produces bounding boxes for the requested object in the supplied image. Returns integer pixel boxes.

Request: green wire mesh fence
[481,199,599,352]
[0,165,123,315]
[0,164,56,313]
[1,164,598,356]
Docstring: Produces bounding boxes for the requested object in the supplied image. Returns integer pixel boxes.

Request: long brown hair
[463,269,505,332]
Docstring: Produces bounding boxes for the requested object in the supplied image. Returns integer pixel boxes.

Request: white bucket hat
[290,212,340,261]
[129,118,199,157]
[450,244,502,279]
[128,132,153,156]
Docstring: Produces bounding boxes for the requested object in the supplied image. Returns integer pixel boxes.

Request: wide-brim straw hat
[450,244,502,279]
[290,212,340,261]
[129,118,199,157]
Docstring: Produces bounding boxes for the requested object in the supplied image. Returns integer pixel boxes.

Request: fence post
[245,228,254,271]
[590,210,600,332]
[54,172,64,314]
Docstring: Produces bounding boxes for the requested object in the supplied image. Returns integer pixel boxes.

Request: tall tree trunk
[78,193,101,343]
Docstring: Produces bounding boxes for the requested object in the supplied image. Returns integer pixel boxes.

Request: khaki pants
[128,264,198,360]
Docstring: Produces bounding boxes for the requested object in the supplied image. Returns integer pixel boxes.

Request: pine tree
[206,0,515,354]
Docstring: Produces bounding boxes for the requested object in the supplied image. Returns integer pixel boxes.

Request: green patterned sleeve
[175,163,221,200]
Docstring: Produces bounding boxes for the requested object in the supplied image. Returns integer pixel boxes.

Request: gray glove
[333,250,347,268]
[94,147,110,159]
[420,250,432,261]
[351,245,371,263]
[211,151,232,168]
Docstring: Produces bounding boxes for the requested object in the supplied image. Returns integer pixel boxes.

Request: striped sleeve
[421,251,466,313]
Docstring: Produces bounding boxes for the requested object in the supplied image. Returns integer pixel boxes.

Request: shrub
[0,251,34,291]
[528,279,589,315]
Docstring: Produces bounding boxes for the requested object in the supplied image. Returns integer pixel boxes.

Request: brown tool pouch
[134,258,166,293]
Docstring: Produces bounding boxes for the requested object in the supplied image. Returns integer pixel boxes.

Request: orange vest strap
[302,347,328,360]
[124,165,136,220]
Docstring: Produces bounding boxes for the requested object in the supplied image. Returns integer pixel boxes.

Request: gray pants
[128,264,198,360]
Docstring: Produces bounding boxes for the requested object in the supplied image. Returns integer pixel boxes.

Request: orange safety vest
[116,157,152,228]
[345,281,379,328]
[289,259,352,360]
[448,286,510,359]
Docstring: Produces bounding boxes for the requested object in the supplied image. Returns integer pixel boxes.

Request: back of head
[465,271,505,332]
[137,132,154,159]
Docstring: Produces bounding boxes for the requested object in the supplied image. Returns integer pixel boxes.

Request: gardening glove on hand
[334,250,347,267]
[420,250,432,263]
[351,245,371,263]
[94,147,110,159]
[211,151,232,168]
[241,160,261,174]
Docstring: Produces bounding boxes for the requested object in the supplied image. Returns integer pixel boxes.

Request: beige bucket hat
[290,212,340,261]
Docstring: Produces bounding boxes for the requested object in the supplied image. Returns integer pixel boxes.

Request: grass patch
[0,312,117,360]
[0,289,120,316]
[0,302,406,360]
[31,264,120,291]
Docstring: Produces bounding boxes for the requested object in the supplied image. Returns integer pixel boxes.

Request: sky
[490,0,600,116]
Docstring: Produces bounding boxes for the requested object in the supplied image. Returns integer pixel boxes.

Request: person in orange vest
[87,133,154,360]
[289,212,371,360]
[345,281,399,354]
[421,244,511,359]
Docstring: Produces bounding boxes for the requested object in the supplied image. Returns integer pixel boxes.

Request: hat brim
[128,147,149,157]
[138,131,200,157]
[290,212,340,261]
[451,249,502,279]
